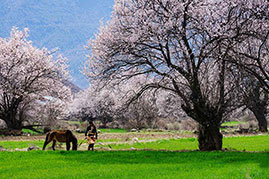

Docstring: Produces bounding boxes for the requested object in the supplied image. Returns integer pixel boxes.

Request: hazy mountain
[0,0,114,89]
[62,80,82,95]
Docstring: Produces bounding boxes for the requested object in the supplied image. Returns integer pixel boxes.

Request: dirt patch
[77,132,196,140]
[0,135,46,141]
[0,132,196,141]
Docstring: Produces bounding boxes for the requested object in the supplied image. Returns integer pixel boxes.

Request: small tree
[69,84,117,127]
[120,90,159,129]
[241,76,268,132]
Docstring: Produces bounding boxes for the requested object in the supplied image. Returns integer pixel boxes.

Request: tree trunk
[1,113,22,136]
[252,110,268,132]
[4,117,22,130]
[1,94,23,130]
[2,110,22,130]
[198,123,223,151]
[245,80,268,132]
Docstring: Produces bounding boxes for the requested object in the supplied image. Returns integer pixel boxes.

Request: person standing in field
[85,121,98,151]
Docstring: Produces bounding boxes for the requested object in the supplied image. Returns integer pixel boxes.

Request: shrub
[106,120,121,129]
[248,120,258,130]
[152,119,168,130]
[166,122,181,131]
[180,119,198,131]
[238,123,249,130]
[240,114,256,122]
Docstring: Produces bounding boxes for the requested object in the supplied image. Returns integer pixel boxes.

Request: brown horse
[42,130,78,151]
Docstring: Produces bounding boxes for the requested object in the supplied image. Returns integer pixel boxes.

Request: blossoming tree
[85,0,269,150]
[0,27,71,130]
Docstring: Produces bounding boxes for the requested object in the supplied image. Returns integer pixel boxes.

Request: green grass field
[1,134,269,178]
[0,150,268,178]
[221,121,246,127]
[0,140,44,150]
[104,135,269,152]
[22,129,43,135]
[99,128,127,133]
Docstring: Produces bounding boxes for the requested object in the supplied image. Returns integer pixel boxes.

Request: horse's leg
[43,133,52,150]
[92,144,94,151]
[72,137,78,150]
[66,142,70,151]
[43,141,51,150]
[52,140,56,151]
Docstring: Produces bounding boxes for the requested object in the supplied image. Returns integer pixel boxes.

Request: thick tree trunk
[252,110,268,132]
[181,71,225,151]
[198,123,223,151]
[0,113,22,136]
[0,95,23,130]
[2,111,22,130]
[4,118,22,130]
[182,104,224,151]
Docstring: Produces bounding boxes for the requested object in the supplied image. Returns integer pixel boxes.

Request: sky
[0,0,115,89]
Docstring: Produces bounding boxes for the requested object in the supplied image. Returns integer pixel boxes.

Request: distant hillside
[63,80,82,94]
[0,0,114,89]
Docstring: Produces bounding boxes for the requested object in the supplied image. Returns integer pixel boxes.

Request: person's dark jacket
[85,125,98,139]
